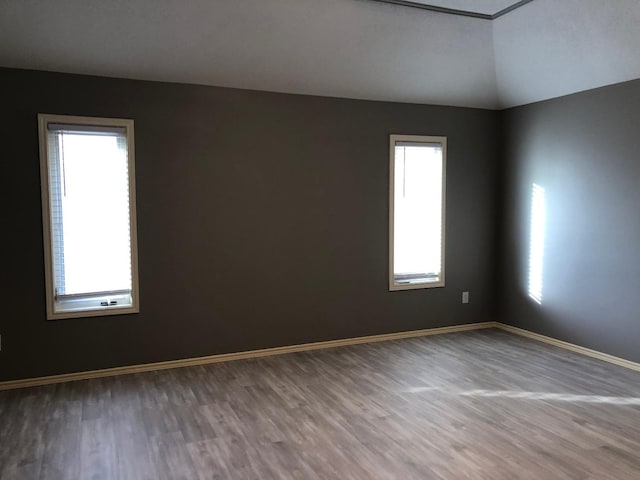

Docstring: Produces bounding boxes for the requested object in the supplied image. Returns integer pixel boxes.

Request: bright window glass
[390,135,446,290]
[39,115,139,319]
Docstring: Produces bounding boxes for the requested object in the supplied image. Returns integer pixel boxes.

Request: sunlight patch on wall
[528,183,545,304]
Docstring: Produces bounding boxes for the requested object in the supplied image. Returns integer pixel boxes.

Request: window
[38,114,139,319]
[389,135,446,290]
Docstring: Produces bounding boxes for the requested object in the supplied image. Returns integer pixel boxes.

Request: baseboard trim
[0,321,496,391]
[495,323,640,372]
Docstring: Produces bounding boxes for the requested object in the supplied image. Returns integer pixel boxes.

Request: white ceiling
[0,0,639,109]
[494,0,640,107]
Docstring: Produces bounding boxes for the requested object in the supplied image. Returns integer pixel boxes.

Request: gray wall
[1,68,501,382]
[499,79,640,363]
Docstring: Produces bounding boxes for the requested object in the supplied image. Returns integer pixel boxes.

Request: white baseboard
[0,321,496,391]
[496,323,640,372]
[4,321,636,391]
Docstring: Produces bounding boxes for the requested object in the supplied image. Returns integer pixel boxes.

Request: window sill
[47,304,139,320]
[389,279,445,291]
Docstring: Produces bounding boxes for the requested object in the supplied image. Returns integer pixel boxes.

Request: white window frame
[38,114,140,320]
[389,134,446,291]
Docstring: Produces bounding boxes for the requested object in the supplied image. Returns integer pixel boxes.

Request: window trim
[389,134,447,291]
[38,114,140,320]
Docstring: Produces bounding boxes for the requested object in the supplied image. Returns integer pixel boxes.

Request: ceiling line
[367,0,536,20]
[492,0,536,19]
[369,0,491,19]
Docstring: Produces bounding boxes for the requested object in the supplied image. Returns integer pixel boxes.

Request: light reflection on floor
[405,386,640,405]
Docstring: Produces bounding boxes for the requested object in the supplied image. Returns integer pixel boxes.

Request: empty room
[1,0,640,478]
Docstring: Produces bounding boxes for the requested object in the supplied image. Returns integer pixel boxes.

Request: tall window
[389,135,446,290]
[39,114,139,319]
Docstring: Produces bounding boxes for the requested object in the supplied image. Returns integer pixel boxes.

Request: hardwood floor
[1,329,640,479]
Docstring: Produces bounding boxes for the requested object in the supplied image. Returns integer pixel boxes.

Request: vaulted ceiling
[1,0,639,109]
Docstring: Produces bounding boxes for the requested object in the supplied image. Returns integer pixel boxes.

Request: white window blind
[390,136,446,290]
[39,115,139,319]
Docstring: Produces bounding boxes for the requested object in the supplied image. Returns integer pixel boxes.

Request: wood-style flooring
[1,329,640,479]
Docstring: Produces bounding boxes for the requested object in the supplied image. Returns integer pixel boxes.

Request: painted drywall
[0,68,501,382]
[498,78,640,363]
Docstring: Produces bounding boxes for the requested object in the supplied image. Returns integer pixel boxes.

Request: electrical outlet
[462,291,469,304]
